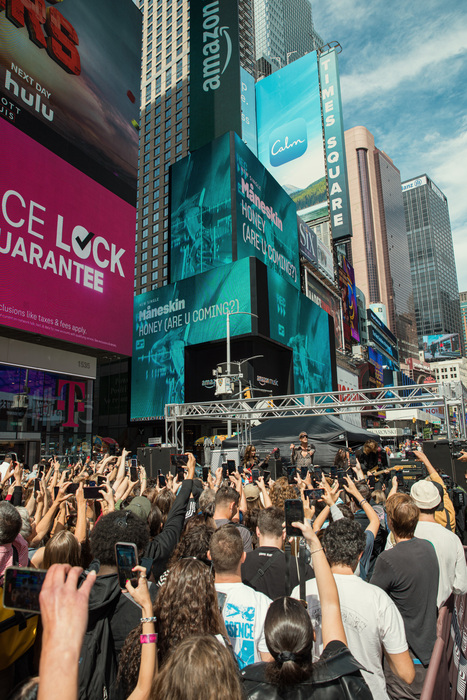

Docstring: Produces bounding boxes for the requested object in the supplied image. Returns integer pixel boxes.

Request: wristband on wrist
[310,547,323,555]
[358,498,367,506]
[140,616,157,623]
[140,634,158,644]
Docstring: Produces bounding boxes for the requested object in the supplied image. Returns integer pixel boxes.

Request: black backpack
[78,594,119,700]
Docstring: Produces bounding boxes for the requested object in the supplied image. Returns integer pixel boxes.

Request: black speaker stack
[137,446,172,477]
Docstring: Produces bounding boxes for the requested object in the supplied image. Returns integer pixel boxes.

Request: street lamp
[270,56,282,68]
[286,51,297,64]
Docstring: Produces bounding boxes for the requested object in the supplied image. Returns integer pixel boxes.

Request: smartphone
[3,566,46,614]
[176,466,185,482]
[217,590,227,613]
[330,466,337,479]
[10,452,17,463]
[284,499,304,537]
[131,458,138,469]
[287,466,297,485]
[263,470,270,485]
[171,454,188,468]
[348,454,357,467]
[222,463,228,479]
[252,468,260,484]
[337,468,345,487]
[227,460,236,475]
[396,471,404,487]
[405,450,416,460]
[300,467,308,479]
[83,486,103,499]
[37,463,44,476]
[115,542,138,589]
[97,475,107,486]
[202,466,210,481]
[305,488,324,501]
[158,473,166,488]
[33,478,41,494]
[367,474,376,488]
[130,466,138,482]
[314,467,322,483]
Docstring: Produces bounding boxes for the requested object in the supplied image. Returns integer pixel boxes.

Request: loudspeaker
[267,458,282,481]
[137,447,172,478]
[422,440,467,489]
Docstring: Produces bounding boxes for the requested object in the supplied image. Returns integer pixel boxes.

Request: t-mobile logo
[57,380,86,427]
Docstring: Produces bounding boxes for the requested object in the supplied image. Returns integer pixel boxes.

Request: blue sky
[312,0,467,291]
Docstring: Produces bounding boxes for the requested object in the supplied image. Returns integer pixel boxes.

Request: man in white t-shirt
[411,479,467,607]
[209,523,272,669]
[293,518,414,699]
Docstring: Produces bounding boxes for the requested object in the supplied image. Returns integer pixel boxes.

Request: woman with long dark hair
[242,521,372,699]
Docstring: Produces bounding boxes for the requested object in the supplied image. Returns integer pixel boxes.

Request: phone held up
[284,499,304,538]
[115,542,139,589]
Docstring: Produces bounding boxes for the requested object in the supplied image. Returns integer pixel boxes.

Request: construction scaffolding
[165,381,467,451]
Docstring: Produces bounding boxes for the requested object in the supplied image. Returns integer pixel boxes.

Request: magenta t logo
[57,380,86,427]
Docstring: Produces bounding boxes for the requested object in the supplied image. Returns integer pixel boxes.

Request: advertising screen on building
[338,257,359,343]
[318,49,352,241]
[240,67,257,156]
[170,134,233,282]
[131,258,253,421]
[234,133,299,289]
[267,268,332,395]
[0,0,141,201]
[305,269,343,352]
[255,52,328,225]
[170,132,299,289]
[298,217,318,267]
[423,334,461,361]
[1,123,135,355]
[189,0,241,152]
[317,237,334,281]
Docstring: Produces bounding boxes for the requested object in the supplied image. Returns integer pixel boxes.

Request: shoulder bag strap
[284,542,291,596]
[249,549,281,587]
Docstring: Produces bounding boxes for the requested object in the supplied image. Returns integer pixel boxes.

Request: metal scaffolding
[165,381,467,451]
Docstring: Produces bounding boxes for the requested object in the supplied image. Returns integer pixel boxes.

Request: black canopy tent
[222,415,380,467]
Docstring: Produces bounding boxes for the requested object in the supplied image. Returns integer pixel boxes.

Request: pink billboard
[0,121,135,355]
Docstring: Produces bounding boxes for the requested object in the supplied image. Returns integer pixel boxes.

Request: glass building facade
[403,175,462,349]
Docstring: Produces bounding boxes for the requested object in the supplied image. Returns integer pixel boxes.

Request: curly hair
[264,597,314,688]
[270,477,299,510]
[151,635,244,700]
[166,523,215,570]
[118,558,224,693]
[155,558,223,663]
[89,510,149,566]
[322,518,366,570]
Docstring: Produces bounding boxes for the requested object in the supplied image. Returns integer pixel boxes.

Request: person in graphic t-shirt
[209,524,272,668]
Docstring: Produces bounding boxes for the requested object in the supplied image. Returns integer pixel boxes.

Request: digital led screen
[170,132,299,289]
[368,326,399,365]
[0,123,135,355]
[423,334,461,361]
[234,133,299,289]
[240,67,257,156]
[338,257,359,343]
[131,258,253,421]
[0,0,141,200]
[267,268,332,394]
[170,133,233,282]
[305,270,343,353]
[255,52,328,225]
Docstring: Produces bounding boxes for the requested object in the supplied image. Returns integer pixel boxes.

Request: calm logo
[269,118,307,167]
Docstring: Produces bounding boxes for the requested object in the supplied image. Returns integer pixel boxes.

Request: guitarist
[242,445,272,482]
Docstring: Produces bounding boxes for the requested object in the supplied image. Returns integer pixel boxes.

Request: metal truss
[165,382,466,450]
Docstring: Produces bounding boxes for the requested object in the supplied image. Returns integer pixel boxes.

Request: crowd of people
[0,437,466,700]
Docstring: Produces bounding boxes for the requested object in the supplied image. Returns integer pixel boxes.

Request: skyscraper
[344,126,418,361]
[255,0,323,77]
[135,0,256,297]
[402,175,462,349]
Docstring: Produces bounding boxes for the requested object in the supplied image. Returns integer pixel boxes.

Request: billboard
[0,122,135,355]
[338,257,359,343]
[131,258,253,421]
[298,217,318,267]
[255,52,328,225]
[318,49,352,241]
[170,132,299,289]
[189,0,241,152]
[305,269,343,353]
[234,133,299,289]
[0,0,141,201]
[423,334,461,361]
[267,268,333,395]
